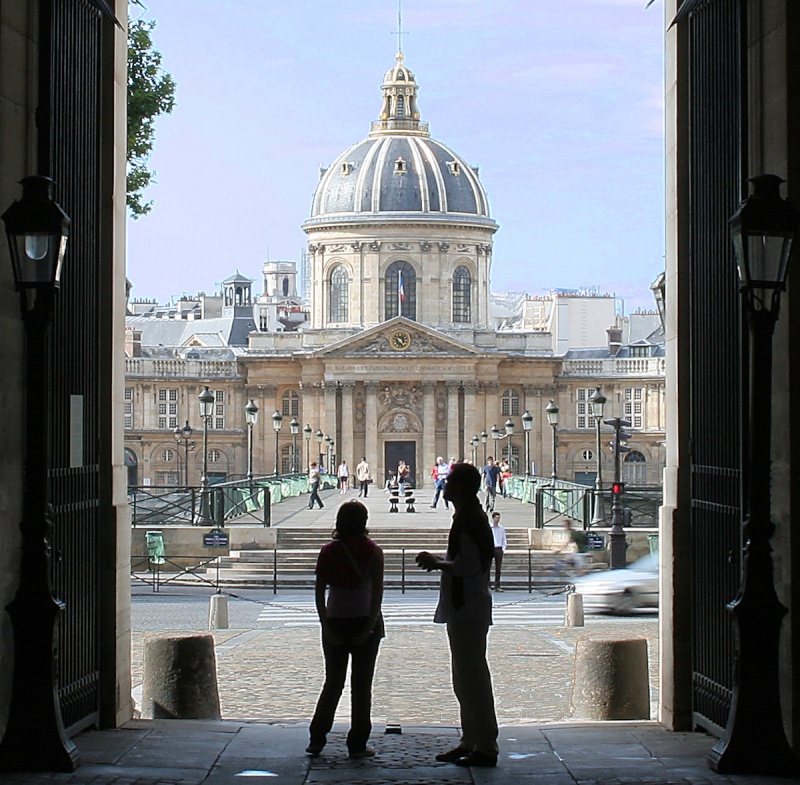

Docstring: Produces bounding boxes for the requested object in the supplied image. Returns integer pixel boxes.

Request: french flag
[398,270,405,311]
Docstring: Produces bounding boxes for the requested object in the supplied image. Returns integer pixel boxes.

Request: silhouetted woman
[307,501,384,759]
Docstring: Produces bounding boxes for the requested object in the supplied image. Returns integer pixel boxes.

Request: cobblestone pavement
[131,588,659,724]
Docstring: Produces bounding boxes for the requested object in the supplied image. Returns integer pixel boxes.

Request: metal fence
[129,474,337,527]
[504,476,662,530]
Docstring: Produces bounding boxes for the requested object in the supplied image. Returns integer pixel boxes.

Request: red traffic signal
[611,482,624,496]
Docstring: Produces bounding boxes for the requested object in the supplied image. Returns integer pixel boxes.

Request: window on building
[282,389,300,417]
[501,388,520,416]
[208,450,220,463]
[169,417,177,429]
[124,401,133,429]
[281,445,294,474]
[215,418,224,430]
[158,403,167,416]
[576,388,598,429]
[259,312,269,331]
[156,471,180,486]
[622,450,646,484]
[385,261,416,320]
[158,417,167,429]
[162,448,175,462]
[216,391,225,403]
[329,265,348,323]
[631,345,650,358]
[452,266,471,323]
[124,387,132,400]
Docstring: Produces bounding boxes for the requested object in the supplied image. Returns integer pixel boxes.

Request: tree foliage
[127,17,176,218]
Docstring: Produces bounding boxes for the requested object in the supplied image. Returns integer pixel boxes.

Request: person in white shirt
[490,512,507,591]
[356,458,371,498]
[337,461,350,494]
[308,462,324,510]
[416,463,499,768]
[429,456,450,509]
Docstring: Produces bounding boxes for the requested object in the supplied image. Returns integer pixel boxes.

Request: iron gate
[686,0,747,735]
[38,0,110,734]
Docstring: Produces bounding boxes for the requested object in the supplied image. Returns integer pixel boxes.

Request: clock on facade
[389,329,412,351]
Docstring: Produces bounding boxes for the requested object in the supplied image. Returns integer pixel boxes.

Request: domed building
[124,53,665,493]
[302,52,497,333]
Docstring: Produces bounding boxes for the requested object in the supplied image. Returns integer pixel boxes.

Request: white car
[572,552,659,615]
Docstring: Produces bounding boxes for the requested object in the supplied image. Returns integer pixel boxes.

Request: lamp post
[174,420,194,486]
[271,410,283,475]
[504,418,515,473]
[521,410,533,476]
[324,434,332,472]
[707,175,800,775]
[303,424,312,471]
[290,418,300,473]
[490,423,500,462]
[316,429,324,468]
[0,176,79,771]
[589,387,607,526]
[545,399,559,480]
[244,399,259,483]
[330,439,336,471]
[198,387,215,521]
[480,429,488,465]
[470,435,479,464]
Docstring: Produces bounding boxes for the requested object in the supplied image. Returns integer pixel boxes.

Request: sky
[127,0,666,313]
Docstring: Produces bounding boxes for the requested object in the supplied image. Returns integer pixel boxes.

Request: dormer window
[341,161,354,176]
[447,161,461,176]
[394,156,407,175]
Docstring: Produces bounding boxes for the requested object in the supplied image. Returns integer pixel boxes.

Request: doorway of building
[384,441,416,487]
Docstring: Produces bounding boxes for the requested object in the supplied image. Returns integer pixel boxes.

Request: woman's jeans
[309,621,382,752]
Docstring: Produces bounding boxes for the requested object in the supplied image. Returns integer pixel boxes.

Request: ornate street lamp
[589,387,607,526]
[480,429,488,465]
[290,417,300,473]
[470,435,479,464]
[504,418,515,473]
[271,410,283,475]
[198,386,215,521]
[245,399,259,483]
[330,438,336,471]
[0,176,78,771]
[316,428,324,468]
[324,434,332,472]
[521,410,533,476]
[303,424,312,471]
[708,175,800,775]
[490,423,500,461]
[545,399,559,480]
[174,420,194,486]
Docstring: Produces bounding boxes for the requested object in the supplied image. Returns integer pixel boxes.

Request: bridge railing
[503,476,662,529]
[129,473,337,527]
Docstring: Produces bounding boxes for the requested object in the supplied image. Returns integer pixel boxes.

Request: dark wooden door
[384,441,417,487]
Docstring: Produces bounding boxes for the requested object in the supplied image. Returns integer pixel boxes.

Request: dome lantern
[372,52,428,137]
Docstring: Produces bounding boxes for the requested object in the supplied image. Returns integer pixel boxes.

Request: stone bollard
[141,633,221,720]
[570,634,649,720]
[209,594,229,629]
[565,592,584,627]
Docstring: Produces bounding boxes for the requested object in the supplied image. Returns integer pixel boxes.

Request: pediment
[314,318,486,358]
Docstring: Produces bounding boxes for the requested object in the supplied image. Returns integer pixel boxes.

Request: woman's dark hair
[332,500,369,539]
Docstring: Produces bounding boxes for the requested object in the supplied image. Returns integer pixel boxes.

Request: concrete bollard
[565,592,584,627]
[141,633,221,720]
[209,594,229,629]
[570,634,649,720]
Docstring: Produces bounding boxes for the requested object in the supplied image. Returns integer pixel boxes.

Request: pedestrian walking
[337,460,350,494]
[356,457,371,497]
[307,501,385,759]
[490,511,507,591]
[415,463,499,768]
[481,457,501,512]
[430,456,450,509]
[308,462,324,509]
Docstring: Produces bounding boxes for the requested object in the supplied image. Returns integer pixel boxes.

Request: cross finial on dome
[391,0,408,57]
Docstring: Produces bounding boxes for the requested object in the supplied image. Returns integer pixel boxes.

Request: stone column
[323,382,337,470]
[421,382,437,488]
[446,382,461,461]
[463,381,480,460]
[484,381,500,459]
[340,381,355,468]
[365,382,379,482]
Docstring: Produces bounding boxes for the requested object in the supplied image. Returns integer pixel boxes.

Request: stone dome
[304,53,495,230]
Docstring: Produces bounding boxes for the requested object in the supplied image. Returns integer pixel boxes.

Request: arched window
[452,265,472,323]
[385,261,416,320]
[623,450,646,485]
[282,389,300,417]
[329,265,348,323]
[501,388,520,416]
[282,277,289,297]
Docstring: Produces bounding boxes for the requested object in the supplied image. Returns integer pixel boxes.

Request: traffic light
[611,481,624,496]
[605,417,632,457]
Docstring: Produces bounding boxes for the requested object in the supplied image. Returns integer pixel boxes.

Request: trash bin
[648,534,659,554]
[146,530,165,565]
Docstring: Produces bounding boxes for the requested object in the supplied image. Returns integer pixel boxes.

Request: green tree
[127,16,176,218]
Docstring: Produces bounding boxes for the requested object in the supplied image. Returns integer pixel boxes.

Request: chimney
[607,326,623,356]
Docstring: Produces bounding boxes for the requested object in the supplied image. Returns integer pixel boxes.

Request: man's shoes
[305,741,325,756]
[454,751,497,767]
[429,504,436,508]
[495,586,504,592]
[348,747,376,759]
[435,746,469,763]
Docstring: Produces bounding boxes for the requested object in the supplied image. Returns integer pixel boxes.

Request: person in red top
[307,501,385,759]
